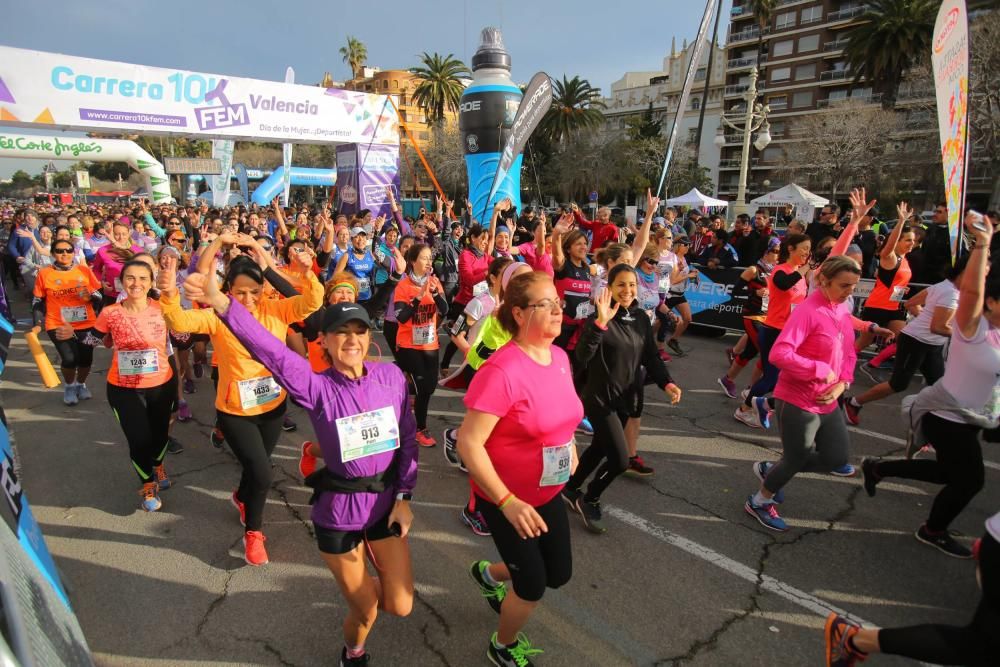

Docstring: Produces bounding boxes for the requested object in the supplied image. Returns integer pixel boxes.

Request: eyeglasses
[521,299,563,314]
[641,257,657,265]
[169,238,185,245]
[53,248,74,255]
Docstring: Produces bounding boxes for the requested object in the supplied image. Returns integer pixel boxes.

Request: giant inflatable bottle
[460,27,523,223]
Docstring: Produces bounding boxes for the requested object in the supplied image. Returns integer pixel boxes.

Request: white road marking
[605,505,871,625]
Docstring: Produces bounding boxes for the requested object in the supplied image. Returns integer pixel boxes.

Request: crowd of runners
[2,188,997,667]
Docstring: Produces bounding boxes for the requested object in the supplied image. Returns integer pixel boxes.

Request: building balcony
[730,4,752,19]
[719,158,764,170]
[727,55,762,71]
[728,26,768,44]
[823,40,850,54]
[828,5,868,22]
[725,83,751,97]
[817,93,881,108]
[819,70,851,82]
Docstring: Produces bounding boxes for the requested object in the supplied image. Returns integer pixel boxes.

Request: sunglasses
[53,248,74,255]
[169,238,185,245]
[641,257,656,265]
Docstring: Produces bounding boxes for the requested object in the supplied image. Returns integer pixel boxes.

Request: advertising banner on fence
[357,144,400,220]
[0,46,399,146]
[930,0,970,265]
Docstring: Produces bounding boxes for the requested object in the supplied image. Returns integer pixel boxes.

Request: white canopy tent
[750,183,829,226]
[664,188,729,208]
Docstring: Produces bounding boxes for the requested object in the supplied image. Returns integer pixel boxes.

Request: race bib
[889,285,907,303]
[575,301,595,320]
[357,276,371,299]
[472,281,489,297]
[760,295,770,313]
[336,406,400,463]
[61,305,88,323]
[412,322,436,346]
[539,440,573,487]
[118,349,159,376]
[237,376,282,410]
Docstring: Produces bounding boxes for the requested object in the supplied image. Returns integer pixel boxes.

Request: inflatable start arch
[0,132,172,202]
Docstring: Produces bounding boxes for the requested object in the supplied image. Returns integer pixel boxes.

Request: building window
[771,66,791,82]
[692,98,701,110]
[801,5,823,23]
[770,121,785,137]
[695,67,707,81]
[769,95,788,110]
[772,39,794,57]
[798,34,820,52]
[761,146,783,162]
[792,91,812,108]
[383,80,389,89]
[828,89,848,101]
[794,63,816,81]
[776,11,796,29]
[688,128,698,144]
[392,80,398,89]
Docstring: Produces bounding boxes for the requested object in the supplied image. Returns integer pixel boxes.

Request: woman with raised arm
[183,268,416,667]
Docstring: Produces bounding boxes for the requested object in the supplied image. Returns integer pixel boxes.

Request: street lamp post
[715,66,771,219]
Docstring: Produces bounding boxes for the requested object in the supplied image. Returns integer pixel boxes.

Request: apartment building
[601,39,727,192]
[719,0,948,205]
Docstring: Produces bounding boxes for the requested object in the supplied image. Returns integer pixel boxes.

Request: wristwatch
[396,492,412,502]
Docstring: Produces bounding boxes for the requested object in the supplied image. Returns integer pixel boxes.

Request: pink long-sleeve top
[770,288,857,414]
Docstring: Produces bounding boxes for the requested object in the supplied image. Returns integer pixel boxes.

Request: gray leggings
[763,399,850,493]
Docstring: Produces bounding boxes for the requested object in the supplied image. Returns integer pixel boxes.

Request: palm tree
[409,53,471,124]
[844,0,937,110]
[539,75,605,145]
[747,0,775,77]
[339,36,367,81]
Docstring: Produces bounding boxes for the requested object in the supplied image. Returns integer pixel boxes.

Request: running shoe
[843,397,861,425]
[243,530,269,566]
[858,363,884,385]
[167,437,184,454]
[231,490,246,527]
[830,463,856,477]
[416,429,436,448]
[76,383,92,401]
[183,378,196,395]
[154,464,171,490]
[860,457,880,497]
[625,455,654,478]
[824,613,865,667]
[63,384,79,406]
[914,525,972,559]
[751,462,784,504]
[575,497,607,534]
[666,339,685,357]
[577,417,594,435]
[744,495,788,532]
[177,400,193,422]
[726,347,736,364]
[210,427,225,449]
[487,632,542,667]
[443,428,464,469]
[339,646,370,666]
[469,560,506,614]
[717,376,738,399]
[282,415,297,432]
[139,482,161,512]
[561,487,582,513]
[740,387,751,403]
[299,441,318,479]
[733,405,762,429]
[658,349,672,362]
[193,362,205,379]
[461,506,491,536]
[754,397,772,429]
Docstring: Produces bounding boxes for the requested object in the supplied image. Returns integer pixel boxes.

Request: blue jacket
[7,227,38,261]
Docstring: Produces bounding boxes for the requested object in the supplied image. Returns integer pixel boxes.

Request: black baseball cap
[321,303,371,333]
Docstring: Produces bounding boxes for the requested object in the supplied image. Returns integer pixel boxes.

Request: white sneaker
[76,383,92,401]
[63,384,79,406]
[733,406,762,429]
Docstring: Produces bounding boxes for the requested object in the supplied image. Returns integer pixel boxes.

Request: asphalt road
[4,301,997,667]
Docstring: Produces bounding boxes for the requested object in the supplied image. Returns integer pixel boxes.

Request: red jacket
[573,211,618,252]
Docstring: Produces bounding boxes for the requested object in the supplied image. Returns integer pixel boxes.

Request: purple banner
[335,144,359,216]
[357,144,400,220]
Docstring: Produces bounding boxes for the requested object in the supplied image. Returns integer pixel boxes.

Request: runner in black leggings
[561,264,682,534]
[824,511,1000,667]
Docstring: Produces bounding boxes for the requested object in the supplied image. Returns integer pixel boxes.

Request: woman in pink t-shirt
[457,271,583,667]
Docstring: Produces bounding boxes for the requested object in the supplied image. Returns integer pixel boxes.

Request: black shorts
[861,305,905,327]
[477,493,572,602]
[314,509,398,555]
[664,294,687,309]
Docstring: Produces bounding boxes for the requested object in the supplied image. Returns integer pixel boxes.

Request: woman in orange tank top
[857,202,918,352]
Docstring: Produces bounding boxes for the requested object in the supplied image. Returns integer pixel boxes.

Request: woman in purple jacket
[183,272,417,667]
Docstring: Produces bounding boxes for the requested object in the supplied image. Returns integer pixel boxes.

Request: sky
[0,0,725,180]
